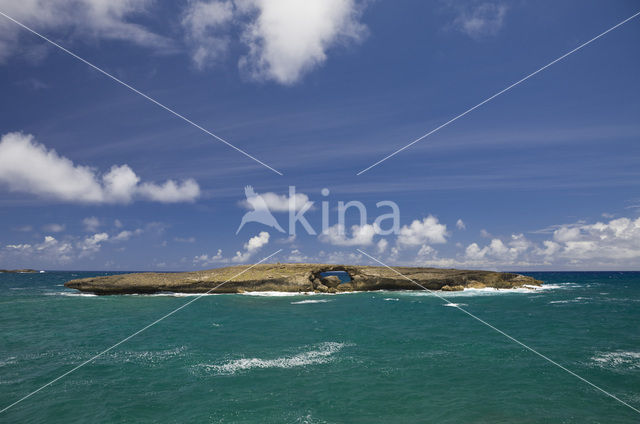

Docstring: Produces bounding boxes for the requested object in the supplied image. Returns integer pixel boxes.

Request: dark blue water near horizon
[1,271,639,423]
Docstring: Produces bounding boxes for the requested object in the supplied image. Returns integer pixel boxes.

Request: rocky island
[65,263,542,295]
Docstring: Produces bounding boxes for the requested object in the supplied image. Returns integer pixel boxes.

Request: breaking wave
[197,342,348,375]
[591,351,640,370]
[291,299,331,304]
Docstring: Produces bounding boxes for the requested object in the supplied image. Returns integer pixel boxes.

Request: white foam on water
[242,291,318,297]
[443,303,467,307]
[133,292,222,297]
[395,282,568,298]
[383,298,399,301]
[291,299,331,304]
[198,342,348,375]
[45,291,98,297]
[549,296,592,305]
[524,284,562,290]
[591,351,640,370]
[0,357,17,367]
[106,346,187,365]
[401,286,543,298]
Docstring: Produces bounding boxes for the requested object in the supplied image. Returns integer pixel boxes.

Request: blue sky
[0,0,639,270]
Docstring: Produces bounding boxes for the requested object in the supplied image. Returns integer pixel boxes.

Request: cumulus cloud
[377,238,388,253]
[112,228,143,241]
[240,189,312,212]
[232,231,270,262]
[319,223,378,246]
[3,225,142,266]
[449,2,508,38]
[238,0,367,84]
[78,232,109,257]
[455,216,640,268]
[397,216,448,247]
[193,249,224,266]
[138,179,201,203]
[456,219,466,230]
[465,234,531,263]
[3,235,73,264]
[0,133,200,204]
[182,0,367,84]
[286,248,309,262]
[318,249,363,264]
[182,0,235,69]
[0,0,172,62]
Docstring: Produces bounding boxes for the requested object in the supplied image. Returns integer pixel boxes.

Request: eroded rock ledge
[64,263,542,295]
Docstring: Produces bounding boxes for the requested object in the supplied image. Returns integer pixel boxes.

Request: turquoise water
[319,271,351,283]
[1,271,639,423]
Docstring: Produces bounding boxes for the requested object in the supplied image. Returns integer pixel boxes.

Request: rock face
[64,263,542,295]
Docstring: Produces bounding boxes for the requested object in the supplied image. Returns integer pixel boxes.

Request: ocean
[0,271,638,423]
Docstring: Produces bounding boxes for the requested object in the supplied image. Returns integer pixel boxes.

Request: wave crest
[592,351,640,370]
[197,342,348,375]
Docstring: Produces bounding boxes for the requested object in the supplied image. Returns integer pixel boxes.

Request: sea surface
[0,271,639,423]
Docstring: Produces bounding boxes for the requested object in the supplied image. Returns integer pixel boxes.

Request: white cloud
[3,235,73,264]
[553,227,581,243]
[0,0,172,62]
[397,216,448,247]
[286,248,309,262]
[112,229,143,242]
[78,232,109,257]
[417,244,435,258]
[5,243,31,251]
[0,133,200,204]
[377,238,388,253]
[319,223,378,246]
[182,0,235,69]
[138,179,201,203]
[450,2,508,38]
[318,249,363,264]
[193,249,224,266]
[232,231,270,262]
[240,190,312,212]
[457,216,640,268]
[238,0,367,84]
[277,235,297,244]
[174,236,196,243]
[456,219,466,230]
[465,235,526,263]
[182,0,367,85]
[42,223,65,233]
[83,217,101,232]
[2,227,143,266]
[552,217,640,262]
